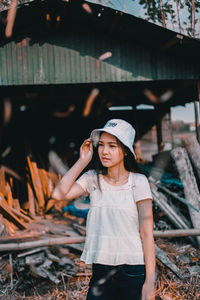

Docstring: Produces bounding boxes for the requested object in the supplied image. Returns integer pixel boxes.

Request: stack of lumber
[0,155,61,236]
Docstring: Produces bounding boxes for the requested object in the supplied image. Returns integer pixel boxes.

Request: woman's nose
[102,146,109,154]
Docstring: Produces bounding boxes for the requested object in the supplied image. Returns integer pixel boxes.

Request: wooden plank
[156,245,184,279]
[154,228,200,238]
[0,215,4,236]
[0,193,27,230]
[155,107,164,153]
[171,147,200,245]
[153,181,200,213]
[9,207,31,223]
[38,169,51,199]
[27,179,36,217]
[193,101,200,143]
[27,156,45,214]
[183,135,200,182]
[13,199,20,212]
[0,233,41,243]
[151,187,191,229]
[0,168,7,196]
[6,182,13,208]
[0,236,86,251]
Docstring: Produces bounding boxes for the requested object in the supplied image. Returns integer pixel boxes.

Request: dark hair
[87,135,140,190]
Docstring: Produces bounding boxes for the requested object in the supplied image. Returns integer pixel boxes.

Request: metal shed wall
[0,30,200,86]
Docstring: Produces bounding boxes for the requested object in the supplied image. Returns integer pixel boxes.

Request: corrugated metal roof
[0,29,200,86]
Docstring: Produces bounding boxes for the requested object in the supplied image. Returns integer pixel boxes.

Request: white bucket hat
[90,119,136,159]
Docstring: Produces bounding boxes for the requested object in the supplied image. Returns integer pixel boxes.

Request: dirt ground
[1,237,200,300]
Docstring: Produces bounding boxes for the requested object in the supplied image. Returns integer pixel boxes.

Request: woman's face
[98,132,125,168]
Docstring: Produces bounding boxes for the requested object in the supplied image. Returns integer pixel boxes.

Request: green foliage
[131,0,200,37]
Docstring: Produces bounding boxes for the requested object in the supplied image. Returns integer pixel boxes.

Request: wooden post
[168,108,174,149]
[183,135,200,182]
[171,147,200,245]
[193,101,200,143]
[155,107,164,153]
[27,156,45,215]
[197,80,200,143]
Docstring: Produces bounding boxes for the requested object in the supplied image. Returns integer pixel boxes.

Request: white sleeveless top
[76,170,152,266]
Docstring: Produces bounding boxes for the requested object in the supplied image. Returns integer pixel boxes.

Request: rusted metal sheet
[0,30,200,86]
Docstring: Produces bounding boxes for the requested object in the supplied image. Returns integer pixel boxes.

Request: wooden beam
[154,228,200,238]
[38,169,51,199]
[0,236,85,252]
[183,135,200,182]
[171,147,200,245]
[193,101,200,143]
[197,80,200,143]
[27,156,45,215]
[27,178,36,217]
[151,188,191,230]
[0,168,7,197]
[0,193,27,230]
[6,182,13,208]
[155,107,164,153]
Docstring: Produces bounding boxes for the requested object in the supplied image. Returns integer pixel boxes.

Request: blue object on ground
[138,163,183,189]
[62,196,90,218]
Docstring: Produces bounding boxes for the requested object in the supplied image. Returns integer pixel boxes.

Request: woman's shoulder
[83,169,97,177]
[130,171,147,179]
[79,169,97,181]
[130,172,149,184]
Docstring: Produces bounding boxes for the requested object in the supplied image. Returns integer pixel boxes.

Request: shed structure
[0,0,200,159]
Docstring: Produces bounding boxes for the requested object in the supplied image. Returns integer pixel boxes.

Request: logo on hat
[104,121,117,128]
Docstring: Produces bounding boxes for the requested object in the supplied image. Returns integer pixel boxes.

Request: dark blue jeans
[86,264,145,300]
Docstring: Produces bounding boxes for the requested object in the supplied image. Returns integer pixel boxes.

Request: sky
[87,0,200,38]
[171,102,199,123]
[137,102,199,123]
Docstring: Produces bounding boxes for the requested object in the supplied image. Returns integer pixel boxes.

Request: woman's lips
[101,157,110,162]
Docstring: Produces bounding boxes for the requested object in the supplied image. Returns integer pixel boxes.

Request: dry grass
[1,239,199,300]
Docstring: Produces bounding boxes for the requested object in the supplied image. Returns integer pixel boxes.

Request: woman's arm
[137,199,156,300]
[52,138,93,202]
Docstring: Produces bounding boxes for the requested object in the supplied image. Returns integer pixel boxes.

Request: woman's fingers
[82,138,92,150]
[80,138,93,162]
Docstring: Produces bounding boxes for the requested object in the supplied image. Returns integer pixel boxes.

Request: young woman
[52,119,156,300]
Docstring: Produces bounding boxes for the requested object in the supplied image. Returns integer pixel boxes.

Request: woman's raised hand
[80,138,93,164]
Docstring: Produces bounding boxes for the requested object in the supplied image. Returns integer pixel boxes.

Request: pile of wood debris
[0,135,200,299]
